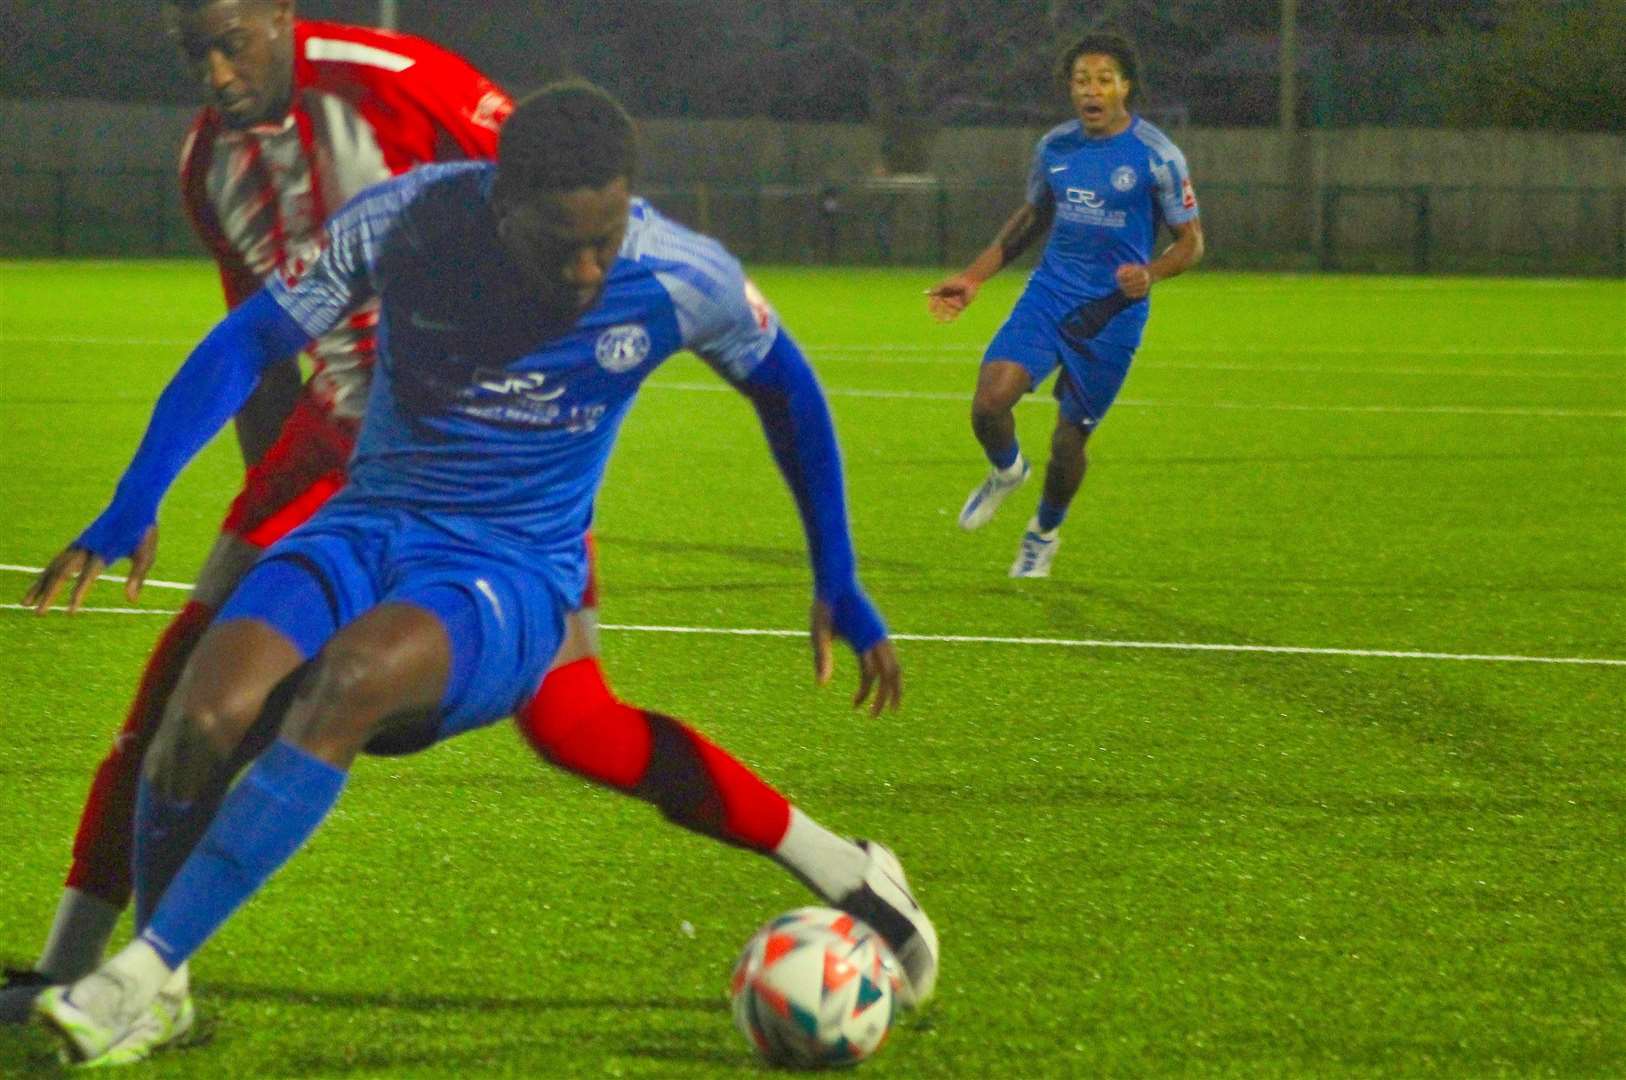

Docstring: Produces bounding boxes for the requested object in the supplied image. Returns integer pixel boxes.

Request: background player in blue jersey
[928,32,1205,578]
[32,83,936,1066]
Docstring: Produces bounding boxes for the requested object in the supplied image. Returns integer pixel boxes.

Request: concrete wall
[7,98,1623,187]
[4,98,1622,271]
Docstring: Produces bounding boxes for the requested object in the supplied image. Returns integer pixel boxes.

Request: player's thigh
[1049,409,1092,460]
[1053,337,1136,430]
[973,360,1035,415]
[548,538,602,670]
[280,600,456,764]
[980,290,1066,412]
[149,616,306,795]
[190,533,267,609]
[388,564,569,745]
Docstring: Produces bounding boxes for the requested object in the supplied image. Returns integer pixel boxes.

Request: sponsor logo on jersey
[594,323,651,373]
[470,89,512,133]
[743,279,776,333]
[1181,177,1197,210]
[409,309,461,332]
[473,368,564,402]
[1111,165,1137,192]
[1066,188,1105,208]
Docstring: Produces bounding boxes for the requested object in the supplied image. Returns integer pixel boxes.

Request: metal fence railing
[5,167,1623,276]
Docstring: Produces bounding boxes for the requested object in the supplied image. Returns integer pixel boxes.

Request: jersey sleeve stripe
[304,37,416,72]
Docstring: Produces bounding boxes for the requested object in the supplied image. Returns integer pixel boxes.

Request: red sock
[517,658,791,851]
[64,600,215,905]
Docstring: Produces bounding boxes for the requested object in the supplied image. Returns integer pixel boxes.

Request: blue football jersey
[267,161,779,592]
[1023,117,1199,345]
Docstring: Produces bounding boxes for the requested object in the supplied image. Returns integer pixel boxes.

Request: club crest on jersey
[595,324,651,373]
[1111,165,1137,192]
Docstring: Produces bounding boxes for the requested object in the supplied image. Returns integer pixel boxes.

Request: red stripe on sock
[64,601,215,904]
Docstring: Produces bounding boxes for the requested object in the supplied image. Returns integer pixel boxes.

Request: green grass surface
[1,261,1623,1077]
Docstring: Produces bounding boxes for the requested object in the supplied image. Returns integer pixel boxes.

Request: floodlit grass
[1,260,1623,1077]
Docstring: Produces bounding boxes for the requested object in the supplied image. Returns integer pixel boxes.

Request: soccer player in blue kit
[33,82,937,1065]
[928,32,1205,578]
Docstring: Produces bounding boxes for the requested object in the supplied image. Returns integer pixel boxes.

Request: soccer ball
[730,907,901,1068]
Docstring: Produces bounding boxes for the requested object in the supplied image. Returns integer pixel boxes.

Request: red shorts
[221,391,356,549]
[220,390,601,608]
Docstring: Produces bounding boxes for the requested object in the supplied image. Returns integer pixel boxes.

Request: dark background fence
[5,166,1624,276]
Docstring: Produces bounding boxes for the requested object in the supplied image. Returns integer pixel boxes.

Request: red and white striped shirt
[179,21,511,419]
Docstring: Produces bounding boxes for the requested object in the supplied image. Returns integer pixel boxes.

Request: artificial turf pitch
[0,261,1622,1077]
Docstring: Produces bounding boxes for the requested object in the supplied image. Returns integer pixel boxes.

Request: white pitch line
[813,354,1620,381]
[0,563,193,591]
[803,343,1626,358]
[3,598,1621,668]
[2,603,172,616]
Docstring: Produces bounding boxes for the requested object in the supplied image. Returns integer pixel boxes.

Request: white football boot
[958,458,1029,531]
[34,961,188,1068]
[35,971,145,1065]
[1009,519,1060,578]
[99,966,196,1066]
[837,841,939,1008]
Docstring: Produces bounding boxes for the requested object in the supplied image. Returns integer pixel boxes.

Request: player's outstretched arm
[25,291,309,614]
[736,329,902,716]
[927,200,1055,322]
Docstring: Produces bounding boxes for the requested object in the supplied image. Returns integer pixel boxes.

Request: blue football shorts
[984,285,1140,428]
[215,501,569,739]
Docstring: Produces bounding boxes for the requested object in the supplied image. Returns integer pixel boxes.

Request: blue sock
[132,780,207,931]
[987,440,1020,472]
[1036,499,1068,533]
[140,741,347,969]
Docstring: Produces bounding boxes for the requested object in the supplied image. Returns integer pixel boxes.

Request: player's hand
[1115,264,1152,299]
[23,525,159,614]
[926,274,980,323]
[811,600,903,717]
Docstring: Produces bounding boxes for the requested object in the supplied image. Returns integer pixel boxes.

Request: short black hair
[1059,31,1142,104]
[497,80,637,196]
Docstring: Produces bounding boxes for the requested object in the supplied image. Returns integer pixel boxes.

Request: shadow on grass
[0,1022,65,1077]
[188,982,744,1077]
[595,535,927,575]
[206,978,725,1017]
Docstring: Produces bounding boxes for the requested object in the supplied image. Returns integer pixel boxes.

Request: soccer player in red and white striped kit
[10,0,930,1037]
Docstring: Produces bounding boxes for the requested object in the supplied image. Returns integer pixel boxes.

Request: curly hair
[497,80,638,195]
[1059,31,1143,105]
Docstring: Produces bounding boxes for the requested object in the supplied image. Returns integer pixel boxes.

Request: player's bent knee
[165,674,273,761]
[283,648,394,750]
[142,711,231,800]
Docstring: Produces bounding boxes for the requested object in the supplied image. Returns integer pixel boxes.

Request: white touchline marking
[2,587,1620,669]
[640,381,1626,419]
[2,603,171,617]
[801,343,1626,358]
[811,354,1620,381]
[0,564,193,591]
